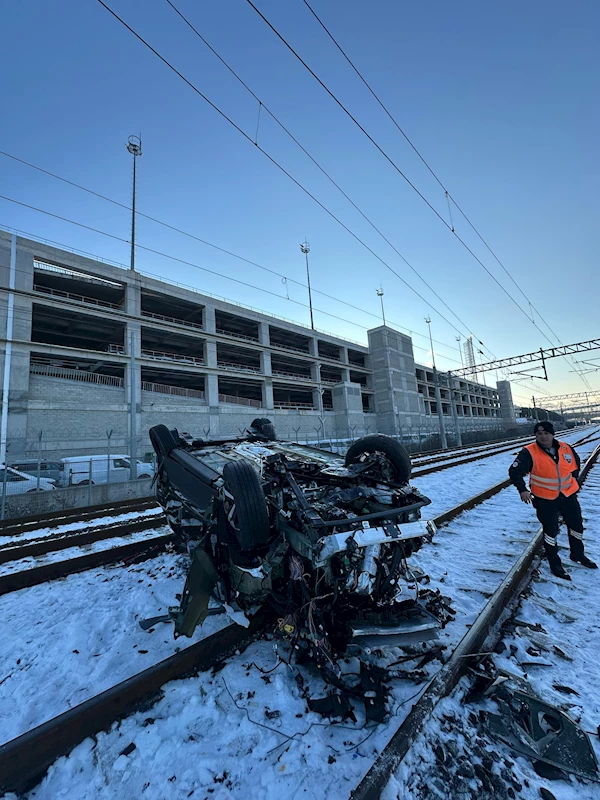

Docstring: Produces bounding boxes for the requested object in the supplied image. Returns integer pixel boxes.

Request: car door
[0,468,34,494]
[111,458,131,483]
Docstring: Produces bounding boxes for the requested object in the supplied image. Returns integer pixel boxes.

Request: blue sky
[1,0,598,405]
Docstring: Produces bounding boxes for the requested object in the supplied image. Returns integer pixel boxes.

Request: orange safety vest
[525,441,579,500]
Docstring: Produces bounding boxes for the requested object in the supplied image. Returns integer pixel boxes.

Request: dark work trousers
[532,492,585,568]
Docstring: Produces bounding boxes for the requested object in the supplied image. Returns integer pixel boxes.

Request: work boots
[568,530,598,570]
[544,539,571,581]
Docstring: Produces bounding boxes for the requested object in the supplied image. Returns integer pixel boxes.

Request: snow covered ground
[385,451,600,800]
[0,506,163,546]
[0,524,170,577]
[0,428,598,799]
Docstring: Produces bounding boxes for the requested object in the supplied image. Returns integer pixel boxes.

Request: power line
[297,0,593,390]
[93,0,485,347]
[0,150,458,356]
[246,0,593,384]
[161,0,487,350]
[0,197,460,366]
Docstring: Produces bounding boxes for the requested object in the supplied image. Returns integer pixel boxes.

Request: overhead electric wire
[162,0,486,350]
[297,0,592,390]
[246,0,592,385]
[0,150,459,356]
[0,199,459,367]
[93,0,482,347]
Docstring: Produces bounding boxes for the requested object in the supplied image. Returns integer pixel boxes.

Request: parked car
[147,418,452,663]
[8,460,63,483]
[58,455,155,487]
[0,465,56,494]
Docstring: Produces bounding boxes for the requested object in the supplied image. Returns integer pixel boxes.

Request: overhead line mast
[451,339,600,378]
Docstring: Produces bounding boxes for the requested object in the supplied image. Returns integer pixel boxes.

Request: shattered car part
[148,421,448,662]
[481,675,599,781]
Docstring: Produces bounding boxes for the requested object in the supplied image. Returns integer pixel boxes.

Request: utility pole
[126,135,142,271]
[376,287,386,326]
[300,240,314,330]
[447,371,463,446]
[425,317,447,449]
[532,396,538,422]
[129,330,137,481]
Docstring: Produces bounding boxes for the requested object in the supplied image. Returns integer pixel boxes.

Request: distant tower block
[463,336,477,379]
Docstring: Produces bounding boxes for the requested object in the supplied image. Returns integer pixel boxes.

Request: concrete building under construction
[0,231,515,458]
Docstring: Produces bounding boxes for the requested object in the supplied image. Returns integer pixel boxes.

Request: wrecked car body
[148,420,449,663]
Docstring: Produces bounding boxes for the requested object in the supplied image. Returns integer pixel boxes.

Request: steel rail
[0,496,160,537]
[0,532,173,596]
[0,433,595,794]
[0,614,267,795]
[0,428,593,536]
[350,440,600,800]
[0,514,167,565]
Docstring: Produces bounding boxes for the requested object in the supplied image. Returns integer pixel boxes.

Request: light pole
[126,135,142,272]
[456,335,464,368]
[300,240,314,330]
[425,317,448,449]
[376,287,386,326]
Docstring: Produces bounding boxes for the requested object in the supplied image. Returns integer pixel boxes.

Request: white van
[58,455,154,487]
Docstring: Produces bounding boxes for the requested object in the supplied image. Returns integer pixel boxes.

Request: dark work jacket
[508,439,581,495]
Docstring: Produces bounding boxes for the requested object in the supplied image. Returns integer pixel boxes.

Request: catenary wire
[0,150,459,356]
[245,0,593,383]
[93,0,484,346]
[299,0,591,389]
[0,197,462,365]
[162,0,488,349]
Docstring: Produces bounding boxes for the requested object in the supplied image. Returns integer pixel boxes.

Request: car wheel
[26,488,46,493]
[138,474,151,480]
[250,417,277,441]
[78,480,95,485]
[149,424,179,458]
[345,434,411,484]
[223,460,270,551]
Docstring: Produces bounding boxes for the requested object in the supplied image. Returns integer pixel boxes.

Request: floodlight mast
[300,240,314,330]
[126,135,142,272]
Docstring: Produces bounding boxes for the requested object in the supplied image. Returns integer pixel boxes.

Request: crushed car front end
[149,422,450,662]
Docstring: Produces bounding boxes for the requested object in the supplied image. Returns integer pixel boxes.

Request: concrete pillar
[206,341,217,369]
[203,304,216,334]
[340,346,349,365]
[497,380,516,426]
[206,373,219,407]
[262,378,274,410]
[125,274,142,316]
[0,235,34,454]
[332,381,365,438]
[309,337,318,357]
[260,350,272,376]
[259,322,270,346]
[367,326,421,436]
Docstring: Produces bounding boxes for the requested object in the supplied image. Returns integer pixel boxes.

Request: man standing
[509,421,596,580]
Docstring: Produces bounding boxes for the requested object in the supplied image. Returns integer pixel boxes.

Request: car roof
[61,454,130,462]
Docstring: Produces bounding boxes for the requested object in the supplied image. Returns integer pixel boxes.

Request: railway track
[1,427,594,538]
[0,496,160,538]
[351,440,600,800]
[2,435,598,796]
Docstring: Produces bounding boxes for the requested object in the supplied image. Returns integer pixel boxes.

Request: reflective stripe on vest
[525,441,579,500]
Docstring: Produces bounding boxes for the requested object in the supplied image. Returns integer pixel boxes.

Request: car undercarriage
[148,420,453,669]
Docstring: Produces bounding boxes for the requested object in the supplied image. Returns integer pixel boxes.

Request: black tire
[149,424,179,458]
[223,460,270,551]
[345,434,411,484]
[138,474,151,480]
[250,418,277,441]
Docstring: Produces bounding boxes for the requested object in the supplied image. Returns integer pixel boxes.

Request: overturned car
[149,419,448,663]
